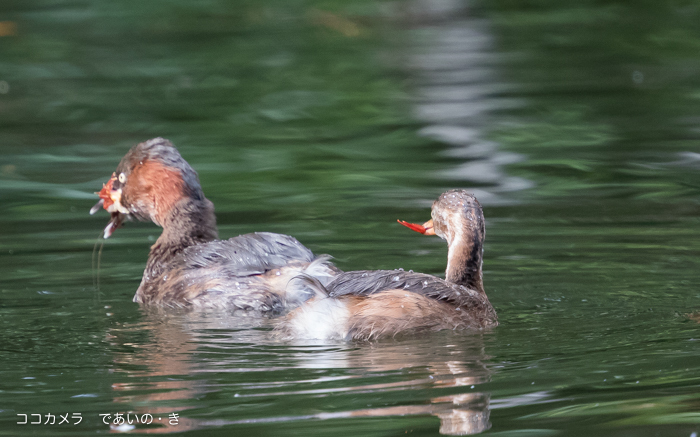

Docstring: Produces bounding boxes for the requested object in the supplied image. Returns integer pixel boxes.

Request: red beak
[397,219,435,235]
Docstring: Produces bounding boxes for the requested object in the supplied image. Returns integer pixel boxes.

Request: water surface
[1,0,700,436]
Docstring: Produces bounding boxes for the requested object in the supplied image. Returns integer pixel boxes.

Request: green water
[1,0,700,435]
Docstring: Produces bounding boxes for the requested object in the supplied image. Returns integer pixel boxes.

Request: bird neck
[445,226,484,293]
[144,197,218,279]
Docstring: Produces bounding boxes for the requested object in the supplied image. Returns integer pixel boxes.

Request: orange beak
[397,219,435,235]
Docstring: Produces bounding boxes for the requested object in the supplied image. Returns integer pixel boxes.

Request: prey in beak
[397,219,435,236]
[90,173,129,239]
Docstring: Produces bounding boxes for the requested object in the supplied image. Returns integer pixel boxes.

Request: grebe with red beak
[279,190,497,340]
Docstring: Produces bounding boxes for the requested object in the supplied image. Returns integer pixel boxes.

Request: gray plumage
[277,189,497,341]
[93,137,340,311]
[327,269,494,316]
[135,232,337,312]
[184,232,314,275]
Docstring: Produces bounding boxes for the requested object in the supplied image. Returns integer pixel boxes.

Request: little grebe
[279,190,498,340]
[90,138,338,311]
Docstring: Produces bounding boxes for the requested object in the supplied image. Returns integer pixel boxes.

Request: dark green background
[1,0,699,435]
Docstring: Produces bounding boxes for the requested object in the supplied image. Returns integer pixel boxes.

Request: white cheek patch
[434,209,451,240]
[446,230,464,277]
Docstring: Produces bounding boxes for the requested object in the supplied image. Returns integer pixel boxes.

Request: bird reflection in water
[290,339,492,435]
[105,309,238,433]
[105,310,492,435]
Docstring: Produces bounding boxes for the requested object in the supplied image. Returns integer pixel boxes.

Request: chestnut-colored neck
[144,197,218,279]
[445,219,485,293]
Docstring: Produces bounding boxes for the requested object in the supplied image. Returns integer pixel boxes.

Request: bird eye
[118,173,126,183]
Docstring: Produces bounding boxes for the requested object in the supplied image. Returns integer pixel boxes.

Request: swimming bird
[90,137,337,311]
[279,189,497,340]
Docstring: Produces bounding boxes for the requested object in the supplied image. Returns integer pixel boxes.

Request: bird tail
[286,273,330,302]
[304,254,338,286]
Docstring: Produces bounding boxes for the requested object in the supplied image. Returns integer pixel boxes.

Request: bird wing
[327,270,491,311]
[183,232,315,275]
